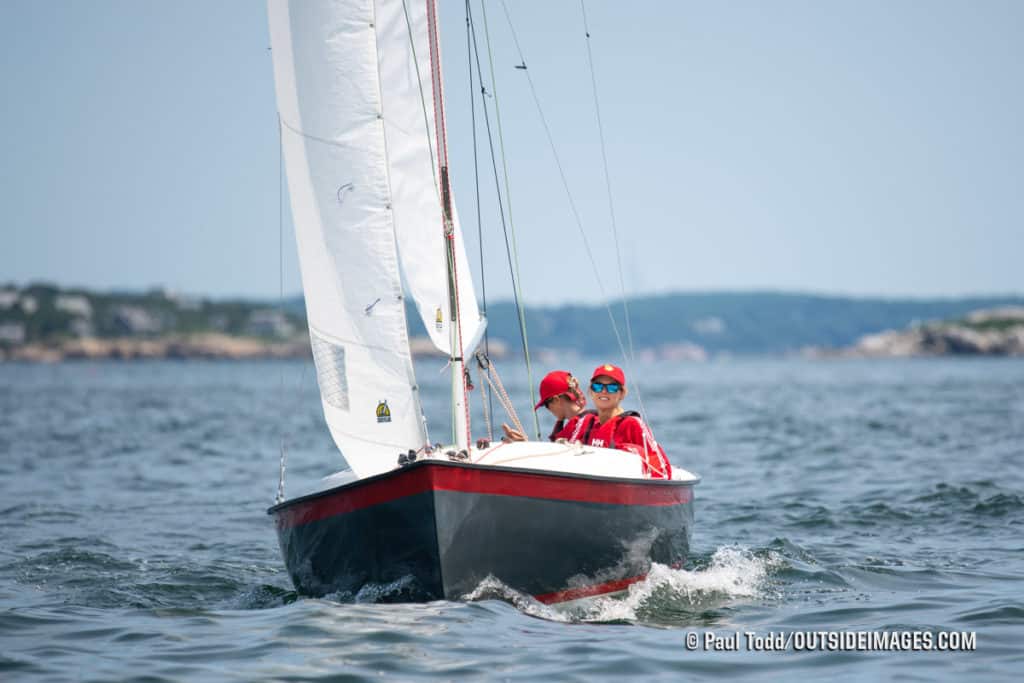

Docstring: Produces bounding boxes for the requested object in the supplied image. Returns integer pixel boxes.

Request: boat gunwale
[267,459,700,515]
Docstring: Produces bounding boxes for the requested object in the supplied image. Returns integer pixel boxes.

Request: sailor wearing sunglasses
[503,364,672,479]
[583,364,672,479]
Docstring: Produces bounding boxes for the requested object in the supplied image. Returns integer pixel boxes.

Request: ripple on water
[2,359,1024,681]
[953,602,1024,626]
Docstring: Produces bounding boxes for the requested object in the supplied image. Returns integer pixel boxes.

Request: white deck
[470,440,699,482]
[310,440,700,496]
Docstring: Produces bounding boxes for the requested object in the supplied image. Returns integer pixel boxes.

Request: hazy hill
[409,292,1024,355]
[4,283,1023,357]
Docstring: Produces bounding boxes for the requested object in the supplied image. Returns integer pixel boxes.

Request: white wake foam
[577,546,782,623]
[462,546,781,625]
[462,575,575,623]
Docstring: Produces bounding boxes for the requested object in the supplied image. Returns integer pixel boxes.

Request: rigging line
[399,0,441,203]
[498,0,652,428]
[274,115,316,495]
[497,0,651,438]
[466,1,539,439]
[467,0,494,437]
[276,113,287,503]
[402,0,470,445]
[580,1,637,365]
[478,355,525,435]
[278,116,284,319]
[578,0,648,423]
[426,0,471,447]
[275,115,313,500]
[478,0,540,441]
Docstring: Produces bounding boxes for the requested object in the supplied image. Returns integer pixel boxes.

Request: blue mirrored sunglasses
[590,381,622,393]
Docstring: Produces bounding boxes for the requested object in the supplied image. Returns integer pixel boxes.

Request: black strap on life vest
[547,419,564,442]
[575,411,598,443]
[608,411,642,449]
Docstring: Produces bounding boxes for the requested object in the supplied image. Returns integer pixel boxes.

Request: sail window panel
[310,330,350,412]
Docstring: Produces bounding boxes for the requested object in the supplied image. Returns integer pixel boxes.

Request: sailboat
[266,0,699,606]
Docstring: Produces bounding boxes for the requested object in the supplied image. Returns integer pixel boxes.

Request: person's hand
[501,423,526,442]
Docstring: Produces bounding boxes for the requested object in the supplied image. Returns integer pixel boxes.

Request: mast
[441,168,468,450]
[426,0,470,450]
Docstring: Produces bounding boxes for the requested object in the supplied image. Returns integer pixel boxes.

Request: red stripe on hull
[532,560,686,605]
[274,463,693,530]
[534,574,647,605]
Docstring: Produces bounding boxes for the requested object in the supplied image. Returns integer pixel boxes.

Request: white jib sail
[373,0,484,355]
[268,0,434,478]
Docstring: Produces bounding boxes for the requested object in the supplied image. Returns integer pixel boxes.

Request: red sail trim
[274,463,693,529]
[425,0,470,445]
[425,0,449,170]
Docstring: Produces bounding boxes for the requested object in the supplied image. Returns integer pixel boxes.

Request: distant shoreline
[806,307,1024,359]
[3,283,1023,360]
[1,334,308,363]
[0,334,506,363]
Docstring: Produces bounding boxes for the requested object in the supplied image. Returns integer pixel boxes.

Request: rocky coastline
[3,284,1022,362]
[0,334,310,363]
[0,284,512,363]
[0,334,491,363]
[814,307,1024,358]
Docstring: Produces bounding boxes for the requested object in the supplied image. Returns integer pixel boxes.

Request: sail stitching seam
[309,323,414,358]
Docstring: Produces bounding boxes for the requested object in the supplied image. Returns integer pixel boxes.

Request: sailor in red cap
[502,370,595,443]
[583,363,672,479]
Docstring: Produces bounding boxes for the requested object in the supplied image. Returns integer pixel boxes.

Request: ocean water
[1,357,1022,681]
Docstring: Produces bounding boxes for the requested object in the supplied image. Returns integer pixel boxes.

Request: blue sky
[2,0,1021,305]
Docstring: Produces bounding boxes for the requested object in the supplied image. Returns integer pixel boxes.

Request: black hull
[269,461,695,604]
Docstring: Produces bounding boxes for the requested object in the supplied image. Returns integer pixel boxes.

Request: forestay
[268,0,482,477]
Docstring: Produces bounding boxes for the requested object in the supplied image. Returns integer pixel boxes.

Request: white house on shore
[55,295,93,318]
[0,322,26,344]
[0,290,18,309]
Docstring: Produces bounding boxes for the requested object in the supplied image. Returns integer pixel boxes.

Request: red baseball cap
[534,370,576,410]
[590,363,626,386]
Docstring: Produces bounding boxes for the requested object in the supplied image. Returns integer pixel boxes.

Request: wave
[462,546,783,626]
[777,481,1024,534]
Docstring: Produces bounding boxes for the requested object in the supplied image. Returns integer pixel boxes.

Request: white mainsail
[268,0,483,477]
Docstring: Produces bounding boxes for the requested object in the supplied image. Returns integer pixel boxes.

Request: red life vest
[582,411,672,479]
[549,410,597,442]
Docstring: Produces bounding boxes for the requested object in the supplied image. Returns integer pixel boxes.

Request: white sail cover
[269,0,484,477]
